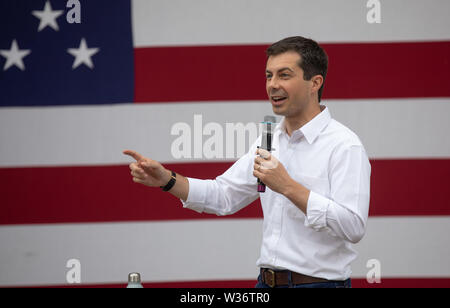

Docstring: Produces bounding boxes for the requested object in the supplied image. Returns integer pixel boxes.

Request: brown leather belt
[261,268,329,288]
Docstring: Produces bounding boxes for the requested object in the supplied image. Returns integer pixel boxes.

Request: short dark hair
[266,36,328,102]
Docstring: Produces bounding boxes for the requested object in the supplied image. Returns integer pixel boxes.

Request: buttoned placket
[266,130,283,264]
[267,129,303,266]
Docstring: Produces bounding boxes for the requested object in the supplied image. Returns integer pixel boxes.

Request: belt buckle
[266,269,276,288]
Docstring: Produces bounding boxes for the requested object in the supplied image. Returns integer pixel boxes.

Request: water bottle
[126,272,144,288]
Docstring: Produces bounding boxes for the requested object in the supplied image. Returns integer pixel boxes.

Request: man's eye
[280,74,290,78]
[266,75,272,79]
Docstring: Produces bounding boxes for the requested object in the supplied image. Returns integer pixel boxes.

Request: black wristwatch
[160,170,176,192]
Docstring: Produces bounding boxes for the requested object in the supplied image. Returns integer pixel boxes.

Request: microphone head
[261,115,276,151]
[264,115,276,123]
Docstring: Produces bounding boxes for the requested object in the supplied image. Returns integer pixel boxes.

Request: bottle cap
[128,272,141,283]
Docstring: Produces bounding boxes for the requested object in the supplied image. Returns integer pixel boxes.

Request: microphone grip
[257,146,267,193]
[257,181,266,192]
[257,118,274,193]
[257,147,266,192]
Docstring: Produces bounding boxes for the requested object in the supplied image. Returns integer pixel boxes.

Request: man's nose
[267,77,280,90]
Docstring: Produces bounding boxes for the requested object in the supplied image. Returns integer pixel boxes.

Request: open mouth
[271,96,287,105]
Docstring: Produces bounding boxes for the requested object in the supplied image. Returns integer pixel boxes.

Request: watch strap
[160,170,176,192]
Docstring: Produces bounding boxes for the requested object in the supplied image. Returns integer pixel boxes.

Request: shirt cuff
[180,177,206,213]
[304,191,330,230]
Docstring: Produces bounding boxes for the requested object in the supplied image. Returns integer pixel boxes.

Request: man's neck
[284,103,323,137]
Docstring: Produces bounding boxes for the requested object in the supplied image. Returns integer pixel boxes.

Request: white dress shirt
[181,106,371,281]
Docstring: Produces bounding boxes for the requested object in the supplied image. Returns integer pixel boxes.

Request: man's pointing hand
[123,150,171,187]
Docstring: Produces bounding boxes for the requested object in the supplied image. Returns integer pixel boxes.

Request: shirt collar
[275,105,331,144]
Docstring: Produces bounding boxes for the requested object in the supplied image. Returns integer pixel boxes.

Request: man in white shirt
[124,36,371,288]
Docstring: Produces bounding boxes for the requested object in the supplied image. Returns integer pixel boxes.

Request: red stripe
[148,278,450,288]
[351,278,450,288]
[0,162,261,225]
[134,41,450,102]
[0,159,449,225]
[369,159,450,216]
[14,278,450,288]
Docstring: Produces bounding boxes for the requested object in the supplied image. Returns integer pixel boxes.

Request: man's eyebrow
[265,67,295,74]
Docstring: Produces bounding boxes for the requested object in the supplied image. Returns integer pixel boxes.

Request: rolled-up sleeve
[181,177,208,213]
[304,191,330,230]
[304,144,371,244]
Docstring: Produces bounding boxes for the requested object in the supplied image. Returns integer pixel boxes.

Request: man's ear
[310,75,324,96]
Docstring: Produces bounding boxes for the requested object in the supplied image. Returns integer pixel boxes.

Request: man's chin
[272,105,286,116]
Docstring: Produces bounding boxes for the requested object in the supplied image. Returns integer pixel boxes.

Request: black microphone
[257,115,276,193]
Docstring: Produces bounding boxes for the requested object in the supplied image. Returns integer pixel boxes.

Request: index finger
[123,149,144,162]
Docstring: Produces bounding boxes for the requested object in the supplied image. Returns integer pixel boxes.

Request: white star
[0,40,32,71]
[32,1,64,32]
[67,38,100,70]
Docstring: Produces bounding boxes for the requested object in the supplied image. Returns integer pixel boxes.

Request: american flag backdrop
[1,0,450,288]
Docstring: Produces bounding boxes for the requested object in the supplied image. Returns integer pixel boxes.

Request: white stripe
[354,216,450,278]
[326,99,450,159]
[132,0,450,47]
[0,217,449,286]
[0,99,449,167]
[0,220,262,287]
